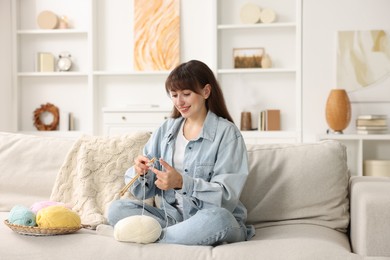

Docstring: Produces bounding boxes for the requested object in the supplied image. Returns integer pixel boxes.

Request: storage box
[363,160,390,177]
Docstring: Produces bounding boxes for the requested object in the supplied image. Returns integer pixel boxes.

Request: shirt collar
[200,111,218,141]
[164,111,219,142]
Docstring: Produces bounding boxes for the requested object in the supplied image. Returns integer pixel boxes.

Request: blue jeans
[108,199,247,245]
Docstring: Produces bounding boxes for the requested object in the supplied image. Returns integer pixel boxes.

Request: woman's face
[169,89,207,119]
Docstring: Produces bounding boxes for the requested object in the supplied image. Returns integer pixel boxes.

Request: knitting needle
[119,157,157,197]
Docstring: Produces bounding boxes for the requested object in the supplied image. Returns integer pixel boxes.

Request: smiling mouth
[178,106,190,113]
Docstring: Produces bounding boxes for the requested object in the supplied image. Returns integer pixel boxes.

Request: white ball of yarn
[114,215,162,244]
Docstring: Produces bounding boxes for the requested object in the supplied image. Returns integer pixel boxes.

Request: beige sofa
[0,131,389,260]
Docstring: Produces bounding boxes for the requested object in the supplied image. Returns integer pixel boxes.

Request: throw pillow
[241,140,350,232]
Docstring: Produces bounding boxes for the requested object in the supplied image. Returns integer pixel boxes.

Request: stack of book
[258,109,280,131]
[356,115,388,134]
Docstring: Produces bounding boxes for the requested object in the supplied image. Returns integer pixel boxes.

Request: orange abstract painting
[134,0,180,71]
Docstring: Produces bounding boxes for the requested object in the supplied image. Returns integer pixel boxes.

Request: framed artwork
[233,48,264,68]
[134,0,180,71]
[336,30,390,92]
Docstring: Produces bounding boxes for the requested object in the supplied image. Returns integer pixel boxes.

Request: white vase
[261,54,272,68]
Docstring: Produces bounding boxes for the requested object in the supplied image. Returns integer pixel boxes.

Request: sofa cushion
[241,140,350,232]
[213,225,355,260]
[0,132,75,211]
[0,210,358,260]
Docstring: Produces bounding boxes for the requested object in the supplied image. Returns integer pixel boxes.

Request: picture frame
[233,48,264,68]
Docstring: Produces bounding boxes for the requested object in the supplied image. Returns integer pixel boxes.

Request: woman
[108,60,254,245]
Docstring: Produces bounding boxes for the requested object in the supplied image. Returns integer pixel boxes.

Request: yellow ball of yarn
[36,205,81,228]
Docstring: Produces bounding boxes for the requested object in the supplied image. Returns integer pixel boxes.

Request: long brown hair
[165,60,234,123]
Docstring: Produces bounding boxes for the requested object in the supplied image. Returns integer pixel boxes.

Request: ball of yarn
[8,205,36,227]
[36,205,81,228]
[114,215,162,244]
[30,201,69,214]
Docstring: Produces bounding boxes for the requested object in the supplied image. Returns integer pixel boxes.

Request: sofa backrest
[240,140,350,233]
[1,132,350,233]
[0,132,75,211]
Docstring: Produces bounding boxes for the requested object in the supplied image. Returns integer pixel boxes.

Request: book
[59,111,70,131]
[356,119,387,126]
[258,109,280,131]
[68,113,75,131]
[356,126,388,130]
[357,114,387,120]
[266,109,280,131]
[357,129,388,135]
[37,52,54,72]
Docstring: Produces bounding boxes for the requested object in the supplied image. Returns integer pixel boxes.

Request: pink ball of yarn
[30,201,70,214]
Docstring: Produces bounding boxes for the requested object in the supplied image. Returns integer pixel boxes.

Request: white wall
[0,0,13,132]
[302,0,390,141]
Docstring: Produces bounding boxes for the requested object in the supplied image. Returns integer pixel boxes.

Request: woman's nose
[177,95,185,104]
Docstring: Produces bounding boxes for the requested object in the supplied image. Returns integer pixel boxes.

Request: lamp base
[327,129,344,134]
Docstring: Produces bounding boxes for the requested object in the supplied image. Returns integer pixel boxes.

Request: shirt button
[184,169,188,172]
[183,192,187,195]
[188,146,192,150]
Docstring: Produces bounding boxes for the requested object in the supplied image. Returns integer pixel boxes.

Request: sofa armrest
[349,176,390,257]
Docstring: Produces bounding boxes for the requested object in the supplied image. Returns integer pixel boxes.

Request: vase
[325,89,351,134]
[261,54,272,68]
[240,112,252,131]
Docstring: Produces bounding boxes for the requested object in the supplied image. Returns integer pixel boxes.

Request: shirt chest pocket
[194,164,214,182]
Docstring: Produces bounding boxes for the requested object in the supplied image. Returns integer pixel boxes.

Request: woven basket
[4,220,82,236]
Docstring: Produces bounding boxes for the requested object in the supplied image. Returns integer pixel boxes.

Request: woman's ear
[203,84,211,99]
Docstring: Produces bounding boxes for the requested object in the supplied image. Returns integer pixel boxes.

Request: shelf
[242,130,298,138]
[12,0,301,139]
[218,68,296,74]
[216,0,302,142]
[241,131,299,144]
[94,71,171,76]
[217,22,296,30]
[318,134,390,141]
[102,105,171,113]
[17,29,88,35]
[318,134,390,176]
[17,72,88,77]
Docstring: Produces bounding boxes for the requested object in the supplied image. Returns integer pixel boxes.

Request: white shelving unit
[11,0,172,136]
[318,134,390,176]
[12,0,302,142]
[214,0,302,144]
[11,0,93,135]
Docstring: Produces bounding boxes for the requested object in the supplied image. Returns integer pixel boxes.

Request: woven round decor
[4,220,81,236]
[33,103,60,131]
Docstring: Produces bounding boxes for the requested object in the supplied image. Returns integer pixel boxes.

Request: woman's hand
[134,155,154,176]
[151,158,183,191]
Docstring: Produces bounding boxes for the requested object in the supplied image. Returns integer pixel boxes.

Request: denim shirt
[125,111,254,239]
